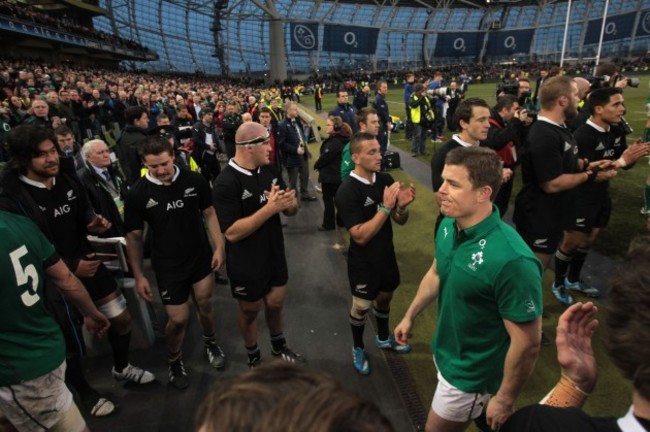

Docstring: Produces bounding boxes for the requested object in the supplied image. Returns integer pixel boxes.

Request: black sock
[349,315,365,349]
[270,333,286,352]
[246,344,260,362]
[554,249,572,286]
[203,333,217,346]
[373,307,390,341]
[65,353,98,402]
[108,329,131,372]
[168,350,182,363]
[567,248,589,283]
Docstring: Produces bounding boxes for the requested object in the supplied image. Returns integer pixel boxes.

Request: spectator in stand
[117,105,149,185]
[192,108,222,183]
[23,98,55,128]
[55,125,84,169]
[222,102,243,160]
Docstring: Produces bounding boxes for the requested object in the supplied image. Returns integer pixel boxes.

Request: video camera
[427,87,448,98]
[497,79,520,97]
[591,75,640,89]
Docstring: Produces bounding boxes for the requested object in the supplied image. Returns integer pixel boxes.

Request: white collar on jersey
[19,175,55,189]
[452,134,476,147]
[350,171,376,185]
[586,118,610,133]
[228,159,260,176]
[617,406,647,432]
[145,165,180,185]
[537,115,566,128]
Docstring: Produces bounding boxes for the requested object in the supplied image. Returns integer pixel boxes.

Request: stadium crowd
[0,0,148,52]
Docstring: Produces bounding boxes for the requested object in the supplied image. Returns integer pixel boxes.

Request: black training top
[212,160,287,282]
[124,167,212,271]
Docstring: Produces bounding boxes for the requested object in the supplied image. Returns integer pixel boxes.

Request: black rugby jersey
[335,172,397,265]
[212,160,287,282]
[514,117,580,234]
[574,120,627,195]
[124,167,212,271]
[21,174,94,260]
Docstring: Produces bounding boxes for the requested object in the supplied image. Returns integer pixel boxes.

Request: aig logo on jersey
[54,204,71,217]
[167,200,184,211]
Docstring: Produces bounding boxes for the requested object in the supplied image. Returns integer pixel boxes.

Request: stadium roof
[296,0,565,10]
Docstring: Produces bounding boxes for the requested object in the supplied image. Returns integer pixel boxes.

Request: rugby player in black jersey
[335,132,415,375]
[125,136,226,389]
[213,122,304,368]
[553,87,649,301]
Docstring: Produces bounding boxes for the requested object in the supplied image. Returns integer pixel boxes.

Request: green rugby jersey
[433,208,542,394]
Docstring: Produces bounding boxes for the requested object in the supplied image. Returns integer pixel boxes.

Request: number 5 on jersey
[9,245,40,307]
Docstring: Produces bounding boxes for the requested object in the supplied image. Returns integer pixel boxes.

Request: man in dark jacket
[278,102,316,201]
[373,81,391,154]
[116,106,149,186]
[480,94,527,218]
[329,89,358,134]
[192,108,221,183]
[78,139,128,238]
[222,102,242,159]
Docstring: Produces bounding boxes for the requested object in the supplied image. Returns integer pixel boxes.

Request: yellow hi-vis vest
[410,94,433,125]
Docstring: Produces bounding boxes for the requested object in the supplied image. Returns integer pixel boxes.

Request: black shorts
[80,263,118,302]
[516,229,562,255]
[569,195,612,232]
[229,264,288,302]
[347,254,400,300]
[154,254,212,305]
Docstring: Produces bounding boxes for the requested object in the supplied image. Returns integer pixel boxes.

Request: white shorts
[431,370,491,423]
[0,361,86,432]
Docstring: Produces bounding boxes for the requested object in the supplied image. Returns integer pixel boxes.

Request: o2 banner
[584,12,635,45]
[636,10,650,37]
[322,25,379,55]
[290,22,318,51]
[486,29,534,56]
[434,32,482,58]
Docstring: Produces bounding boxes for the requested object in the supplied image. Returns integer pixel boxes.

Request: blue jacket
[277,118,309,169]
[328,104,358,134]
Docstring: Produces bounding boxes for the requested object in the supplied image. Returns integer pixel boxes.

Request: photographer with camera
[428,71,446,141]
[444,81,464,132]
[409,83,434,157]
[480,94,528,218]
[517,78,537,118]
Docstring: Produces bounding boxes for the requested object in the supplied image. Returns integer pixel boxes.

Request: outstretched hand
[556,302,599,393]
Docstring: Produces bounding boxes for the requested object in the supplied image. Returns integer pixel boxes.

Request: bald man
[567,77,595,131]
[212,122,306,368]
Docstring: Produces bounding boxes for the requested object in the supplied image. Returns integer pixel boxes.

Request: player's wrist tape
[378,204,392,216]
[616,156,627,167]
[587,166,601,181]
[539,374,590,408]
